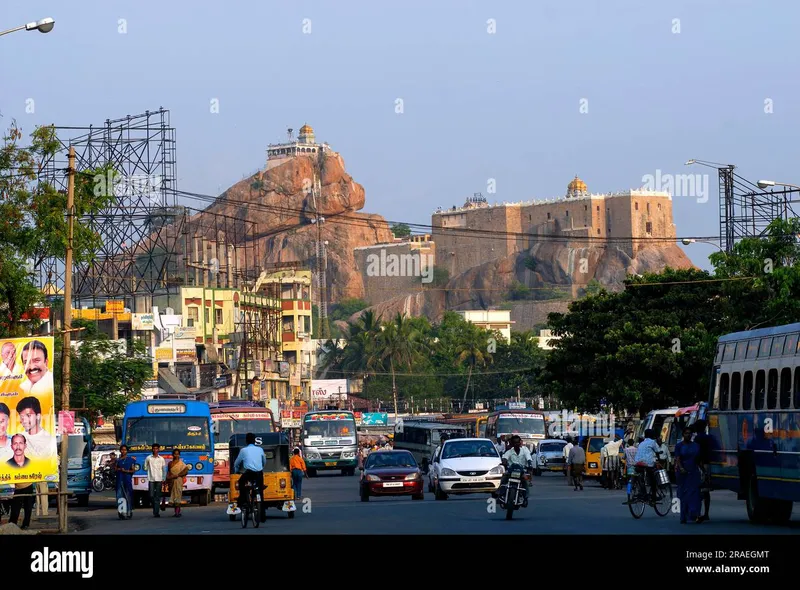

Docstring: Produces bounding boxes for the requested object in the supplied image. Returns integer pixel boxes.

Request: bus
[635,407,679,444]
[119,396,214,506]
[485,408,546,451]
[302,410,359,476]
[209,401,274,494]
[438,413,488,438]
[393,419,468,467]
[50,416,93,507]
[707,322,800,524]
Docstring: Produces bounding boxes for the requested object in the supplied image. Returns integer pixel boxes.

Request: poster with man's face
[0,337,58,485]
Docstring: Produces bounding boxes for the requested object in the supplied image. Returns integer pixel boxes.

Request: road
[68,471,799,535]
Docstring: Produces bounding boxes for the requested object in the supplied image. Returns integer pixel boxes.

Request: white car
[428,438,504,500]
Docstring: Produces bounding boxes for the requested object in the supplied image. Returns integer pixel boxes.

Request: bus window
[759,338,772,357]
[795,368,800,409]
[743,371,753,410]
[724,343,736,361]
[736,341,747,360]
[746,339,758,359]
[730,372,741,410]
[780,368,792,409]
[786,333,799,355]
[755,370,765,410]
[767,369,778,409]
[771,336,786,357]
[715,344,724,363]
[719,373,729,410]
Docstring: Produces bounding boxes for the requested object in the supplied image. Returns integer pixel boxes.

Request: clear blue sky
[3,0,799,271]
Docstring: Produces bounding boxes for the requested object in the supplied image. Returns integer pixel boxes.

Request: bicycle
[239,479,262,529]
[626,463,673,519]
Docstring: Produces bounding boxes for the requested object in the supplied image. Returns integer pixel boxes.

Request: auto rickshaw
[225,432,297,521]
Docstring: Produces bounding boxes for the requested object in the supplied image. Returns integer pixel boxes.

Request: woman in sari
[674,427,702,523]
[166,449,189,517]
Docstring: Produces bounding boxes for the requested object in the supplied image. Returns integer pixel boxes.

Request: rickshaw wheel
[288,510,295,519]
[229,514,235,521]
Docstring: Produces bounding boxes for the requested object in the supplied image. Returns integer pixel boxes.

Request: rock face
[185,151,393,302]
[350,243,695,324]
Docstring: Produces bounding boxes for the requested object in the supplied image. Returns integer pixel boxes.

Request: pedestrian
[289,448,307,499]
[9,482,34,529]
[143,443,166,517]
[115,444,136,519]
[166,449,189,517]
[693,420,712,521]
[674,427,702,524]
[563,437,573,482]
[624,439,638,481]
[568,441,586,490]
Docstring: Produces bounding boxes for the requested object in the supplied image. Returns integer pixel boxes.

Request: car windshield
[442,441,498,459]
[497,415,545,436]
[367,452,417,469]
[539,443,565,453]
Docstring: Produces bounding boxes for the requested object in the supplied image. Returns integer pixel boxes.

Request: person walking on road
[568,441,586,490]
[290,448,307,499]
[115,444,136,519]
[143,443,166,517]
[167,449,189,517]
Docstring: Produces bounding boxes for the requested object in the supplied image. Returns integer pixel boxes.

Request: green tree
[378,313,428,416]
[53,321,152,424]
[390,223,412,238]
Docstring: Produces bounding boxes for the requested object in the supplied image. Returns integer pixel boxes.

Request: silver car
[534,439,568,475]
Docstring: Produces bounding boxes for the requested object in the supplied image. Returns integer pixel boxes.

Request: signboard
[176,349,196,362]
[361,413,388,426]
[501,412,543,419]
[131,313,155,330]
[174,326,196,340]
[155,348,173,362]
[310,379,347,400]
[147,404,186,414]
[289,364,301,387]
[106,300,124,313]
[279,362,289,378]
[307,412,352,421]
[0,337,58,485]
[57,411,75,435]
[215,412,272,421]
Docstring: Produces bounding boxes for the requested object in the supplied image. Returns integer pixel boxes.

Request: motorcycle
[92,465,116,492]
[496,463,529,520]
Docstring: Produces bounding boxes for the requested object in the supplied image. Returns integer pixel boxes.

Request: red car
[360,450,424,501]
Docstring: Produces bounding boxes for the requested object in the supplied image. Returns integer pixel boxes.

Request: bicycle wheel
[241,503,248,528]
[653,482,673,516]
[628,478,646,519]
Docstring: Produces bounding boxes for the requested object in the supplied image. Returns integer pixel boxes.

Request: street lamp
[0,17,55,37]
[757,180,800,191]
[681,238,724,252]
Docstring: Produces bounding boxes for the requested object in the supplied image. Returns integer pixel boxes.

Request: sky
[3,0,799,272]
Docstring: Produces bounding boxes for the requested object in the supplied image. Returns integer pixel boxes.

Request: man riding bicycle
[633,428,661,501]
[233,433,267,520]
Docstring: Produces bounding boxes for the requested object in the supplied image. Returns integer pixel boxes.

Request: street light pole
[59,146,75,534]
[0,18,55,37]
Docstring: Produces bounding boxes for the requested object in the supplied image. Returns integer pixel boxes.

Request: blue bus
[302,410,359,476]
[119,396,214,506]
[49,416,93,507]
[707,322,800,524]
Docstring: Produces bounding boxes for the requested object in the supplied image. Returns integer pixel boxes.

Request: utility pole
[59,146,75,534]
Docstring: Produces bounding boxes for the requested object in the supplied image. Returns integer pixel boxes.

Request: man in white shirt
[602,437,624,489]
[498,435,533,499]
[563,438,574,483]
[143,443,167,517]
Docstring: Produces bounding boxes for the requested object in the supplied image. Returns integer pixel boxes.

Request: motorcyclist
[498,435,533,502]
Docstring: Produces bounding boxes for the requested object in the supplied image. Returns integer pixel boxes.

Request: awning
[158,368,189,394]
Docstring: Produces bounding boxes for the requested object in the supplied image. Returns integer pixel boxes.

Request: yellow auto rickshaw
[226,433,296,521]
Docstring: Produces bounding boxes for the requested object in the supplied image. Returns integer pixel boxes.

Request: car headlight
[366,474,380,481]
[589,462,598,468]
[195,462,203,470]
[440,468,457,476]
[405,473,420,480]
[489,465,504,475]
[539,456,546,463]
[306,451,320,460]
[134,464,141,471]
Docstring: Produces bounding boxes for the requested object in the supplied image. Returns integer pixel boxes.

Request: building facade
[266,124,331,162]
[431,176,677,279]
[455,310,514,343]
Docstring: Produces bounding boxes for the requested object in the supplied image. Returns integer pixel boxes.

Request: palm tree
[378,313,427,417]
[455,331,493,411]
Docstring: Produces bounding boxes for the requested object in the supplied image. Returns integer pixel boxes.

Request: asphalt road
[70,471,799,535]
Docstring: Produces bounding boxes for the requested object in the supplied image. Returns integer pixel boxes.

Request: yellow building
[254,269,314,400]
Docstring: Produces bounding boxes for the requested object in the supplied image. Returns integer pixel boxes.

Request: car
[359,450,424,502]
[534,439,568,475]
[428,437,503,500]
